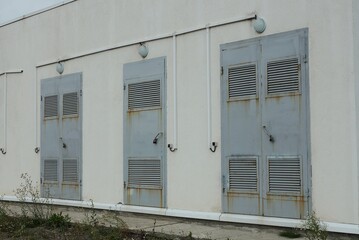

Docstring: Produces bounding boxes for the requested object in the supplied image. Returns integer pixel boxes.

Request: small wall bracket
[210,142,218,153]
[167,144,177,152]
[34,147,40,154]
[0,148,6,155]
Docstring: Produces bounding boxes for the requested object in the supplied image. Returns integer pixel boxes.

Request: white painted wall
[353,0,359,226]
[0,0,358,227]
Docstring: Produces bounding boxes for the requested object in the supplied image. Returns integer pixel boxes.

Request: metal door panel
[221,41,262,215]
[124,57,166,208]
[41,79,61,198]
[261,30,309,218]
[41,73,82,200]
[221,29,310,219]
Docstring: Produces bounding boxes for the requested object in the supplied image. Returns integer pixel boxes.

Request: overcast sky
[0,0,63,24]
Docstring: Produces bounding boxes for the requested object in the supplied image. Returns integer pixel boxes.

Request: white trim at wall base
[2,196,358,235]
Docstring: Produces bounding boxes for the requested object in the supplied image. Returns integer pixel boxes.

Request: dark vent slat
[268,158,301,193]
[128,80,161,110]
[63,159,78,182]
[267,58,300,95]
[229,158,257,192]
[44,159,58,182]
[228,64,257,99]
[63,92,79,116]
[128,159,161,187]
[44,95,58,118]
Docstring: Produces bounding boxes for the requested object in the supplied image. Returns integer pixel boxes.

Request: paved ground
[57,205,358,240]
[3,202,358,240]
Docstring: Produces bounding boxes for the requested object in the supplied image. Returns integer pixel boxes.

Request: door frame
[220,28,311,218]
[40,73,83,200]
[123,57,167,208]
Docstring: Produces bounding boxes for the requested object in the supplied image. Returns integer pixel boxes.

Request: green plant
[47,212,71,229]
[14,173,53,220]
[301,211,328,240]
[279,229,302,238]
[83,199,99,227]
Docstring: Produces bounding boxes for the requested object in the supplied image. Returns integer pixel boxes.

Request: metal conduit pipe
[206,25,218,153]
[1,73,7,155]
[34,68,40,153]
[36,14,257,68]
[0,70,23,154]
[168,34,178,152]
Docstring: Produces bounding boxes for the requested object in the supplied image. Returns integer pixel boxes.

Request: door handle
[59,137,67,148]
[262,126,275,143]
[153,132,163,144]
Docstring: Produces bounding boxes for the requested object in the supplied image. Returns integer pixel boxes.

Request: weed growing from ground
[301,211,328,240]
[14,173,53,220]
[47,212,71,229]
[82,199,99,227]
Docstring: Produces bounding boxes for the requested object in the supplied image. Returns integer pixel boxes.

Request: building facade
[0,0,359,234]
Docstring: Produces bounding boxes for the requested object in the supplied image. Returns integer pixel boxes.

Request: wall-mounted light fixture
[138,43,149,58]
[253,17,266,34]
[56,62,64,74]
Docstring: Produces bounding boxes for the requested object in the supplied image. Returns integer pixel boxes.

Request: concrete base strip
[2,195,358,235]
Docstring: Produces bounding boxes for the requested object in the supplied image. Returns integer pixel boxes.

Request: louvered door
[221,42,262,215]
[41,73,82,200]
[261,30,309,218]
[124,57,166,208]
[221,29,309,218]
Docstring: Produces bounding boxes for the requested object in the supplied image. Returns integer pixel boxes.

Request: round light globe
[253,17,266,34]
[56,62,64,74]
[138,44,149,58]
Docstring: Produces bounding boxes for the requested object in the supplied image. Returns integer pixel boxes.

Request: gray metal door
[221,41,262,215]
[124,57,166,208]
[41,73,82,200]
[261,30,309,218]
[221,29,310,219]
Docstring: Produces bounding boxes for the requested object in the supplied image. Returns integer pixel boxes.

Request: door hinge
[41,96,43,101]
[123,85,126,90]
[222,175,226,193]
[303,54,308,63]
[310,166,312,177]
[220,66,224,76]
[80,90,83,96]
[40,178,43,184]
[123,181,127,188]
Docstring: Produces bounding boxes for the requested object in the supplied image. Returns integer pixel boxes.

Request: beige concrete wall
[0,0,358,225]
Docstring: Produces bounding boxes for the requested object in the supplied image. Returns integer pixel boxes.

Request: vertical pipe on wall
[3,73,7,153]
[0,70,23,154]
[172,33,178,150]
[206,25,212,149]
[34,68,39,153]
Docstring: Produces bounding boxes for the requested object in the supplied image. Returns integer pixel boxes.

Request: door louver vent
[229,157,258,191]
[267,58,300,95]
[63,92,78,116]
[228,64,257,99]
[44,159,58,182]
[44,95,58,118]
[128,80,160,110]
[128,159,161,187]
[63,159,78,182]
[268,157,301,193]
